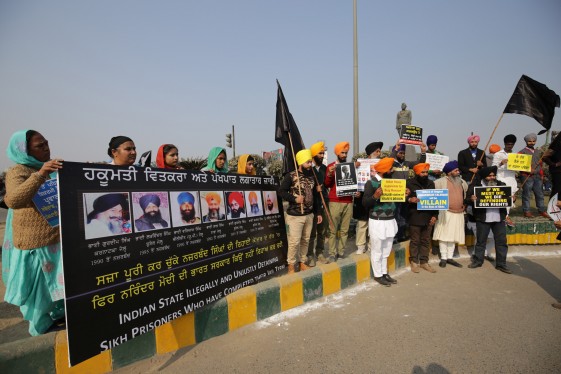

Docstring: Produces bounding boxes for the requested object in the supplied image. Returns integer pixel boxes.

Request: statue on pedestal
[396,102,412,134]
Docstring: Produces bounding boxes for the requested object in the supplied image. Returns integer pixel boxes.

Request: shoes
[420,263,436,273]
[524,212,534,218]
[383,274,397,284]
[374,276,391,287]
[505,216,515,227]
[468,262,482,269]
[446,259,463,268]
[410,262,420,273]
[496,265,512,274]
[539,212,551,220]
[326,255,336,264]
[356,248,365,255]
[287,264,295,274]
[552,303,561,309]
[317,253,326,263]
[484,255,495,262]
[439,260,447,268]
[299,262,310,271]
[306,255,316,267]
[338,253,346,259]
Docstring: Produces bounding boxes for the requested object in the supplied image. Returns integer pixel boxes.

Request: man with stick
[279,149,323,274]
[518,133,548,219]
[458,134,487,183]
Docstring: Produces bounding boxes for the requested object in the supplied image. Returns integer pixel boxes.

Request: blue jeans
[521,175,545,213]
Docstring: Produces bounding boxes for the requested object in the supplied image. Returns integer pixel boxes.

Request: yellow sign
[380,179,406,202]
[507,153,531,172]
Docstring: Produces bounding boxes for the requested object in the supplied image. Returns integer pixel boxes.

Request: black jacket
[458,147,487,182]
[406,176,438,226]
[465,179,507,222]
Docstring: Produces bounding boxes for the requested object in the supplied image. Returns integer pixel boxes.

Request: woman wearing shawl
[2,130,65,335]
[108,136,137,166]
[237,154,256,175]
[202,147,229,173]
[156,144,183,169]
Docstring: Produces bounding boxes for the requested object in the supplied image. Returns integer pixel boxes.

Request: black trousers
[473,221,508,267]
[409,225,431,264]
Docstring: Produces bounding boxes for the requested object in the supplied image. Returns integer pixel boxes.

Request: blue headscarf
[202,147,229,173]
[6,130,46,169]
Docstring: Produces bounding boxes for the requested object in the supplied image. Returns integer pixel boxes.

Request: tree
[178,157,207,171]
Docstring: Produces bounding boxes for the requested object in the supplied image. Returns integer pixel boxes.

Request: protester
[458,134,486,182]
[177,192,201,224]
[202,147,228,173]
[362,157,402,286]
[518,133,548,218]
[108,136,137,166]
[156,144,182,169]
[279,149,322,273]
[135,194,169,231]
[324,141,356,263]
[466,166,512,273]
[237,154,256,175]
[2,130,65,335]
[552,198,561,309]
[202,192,226,222]
[432,161,467,268]
[306,141,328,266]
[543,132,561,202]
[406,163,438,273]
[425,135,444,181]
[354,141,383,255]
[86,193,130,238]
[492,134,518,226]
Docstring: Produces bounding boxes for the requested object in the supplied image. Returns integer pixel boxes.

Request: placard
[507,153,532,172]
[356,158,380,191]
[416,189,449,210]
[380,179,406,202]
[399,125,423,145]
[335,162,358,197]
[58,162,287,366]
[474,186,512,208]
[32,179,59,227]
[425,153,449,172]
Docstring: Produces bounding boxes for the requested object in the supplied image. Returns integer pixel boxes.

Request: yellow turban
[334,142,350,156]
[374,158,394,174]
[296,149,312,166]
[413,163,430,175]
[205,192,221,204]
[310,141,324,157]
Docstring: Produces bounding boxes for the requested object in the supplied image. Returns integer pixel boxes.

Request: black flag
[504,75,560,135]
[275,80,305,174]
[138,150,152,167]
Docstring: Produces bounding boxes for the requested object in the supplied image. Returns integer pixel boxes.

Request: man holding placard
[425,135,446,181]
[518,133,547,219]
[466,166,512,274]
[492,134,518,226]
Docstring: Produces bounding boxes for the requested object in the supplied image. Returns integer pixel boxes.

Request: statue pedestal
[404,144,417,162]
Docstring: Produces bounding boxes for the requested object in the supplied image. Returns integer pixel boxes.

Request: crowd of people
[3,127,561,336]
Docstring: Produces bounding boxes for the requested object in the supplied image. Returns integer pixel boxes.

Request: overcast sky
[1,0,560,171]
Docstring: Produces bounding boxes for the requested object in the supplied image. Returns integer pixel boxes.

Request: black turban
[139,194,161,211]
[87,193,127,222]
[503,134,517,144]
[477,166,498,179]
[365,142,383,156]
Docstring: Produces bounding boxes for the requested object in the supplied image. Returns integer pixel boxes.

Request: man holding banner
[466,166,511,274]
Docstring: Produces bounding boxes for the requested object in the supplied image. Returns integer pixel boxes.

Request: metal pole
[353,0,359,155]
[232,125,236,158]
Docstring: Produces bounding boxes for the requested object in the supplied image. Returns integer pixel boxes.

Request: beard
[230,207,242,218]
[207,208,220,220]
[181,209,196,222]
[251,204,259,214]
[267,203,274,211]
[449,175,463,186]
[337,155,347,163]
[107,220,123,234]
[486,180,498,186]
[144,210,162,223]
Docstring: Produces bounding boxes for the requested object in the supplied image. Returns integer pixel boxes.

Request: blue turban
[426,135,438,146]
[396,143,406,152]
[177,192,195,205]
[442,160,459,174]
[139,194,161,211]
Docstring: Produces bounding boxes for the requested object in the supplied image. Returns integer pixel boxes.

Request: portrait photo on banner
[200,191,227,223]
[169,191,202,227]
[245,190,264,217]
[131,192,171,233]
[83,192,132,240]
[225,191,247,220]
[263,190,280,215]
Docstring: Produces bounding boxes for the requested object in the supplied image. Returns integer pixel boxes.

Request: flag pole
[287,131,305,214]
[312,172,335,232]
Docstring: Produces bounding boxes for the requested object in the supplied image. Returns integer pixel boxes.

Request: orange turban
[489,144,501,154]
[334,141,350,156]
[248,191,258,203]
[413,163,430,175]
[310,141,324,157]
[205,192,221,205]
[374,158,394,174]
[228,192,244,208]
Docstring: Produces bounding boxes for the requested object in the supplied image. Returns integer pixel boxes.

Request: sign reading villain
[58,162,287,366]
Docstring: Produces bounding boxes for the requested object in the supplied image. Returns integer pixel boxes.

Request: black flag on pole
[503,75,560,135]
[275,80,305,174]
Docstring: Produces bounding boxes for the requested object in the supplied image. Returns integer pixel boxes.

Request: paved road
[115,255,561,374]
